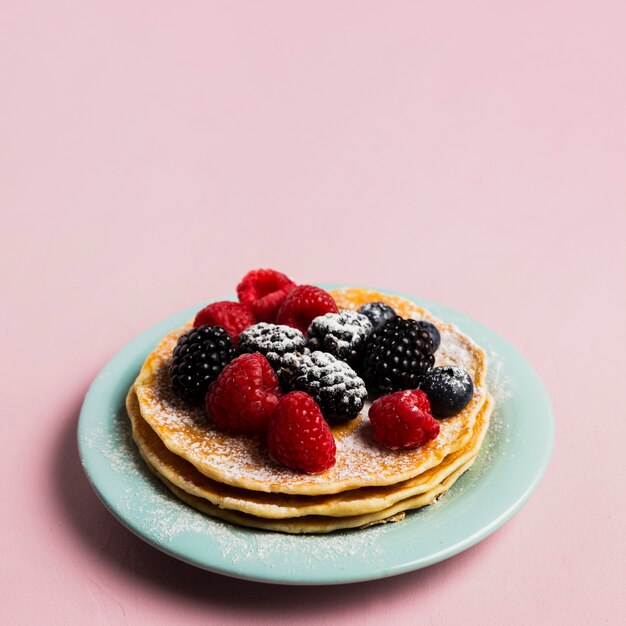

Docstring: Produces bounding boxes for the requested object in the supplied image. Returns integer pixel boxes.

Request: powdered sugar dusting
[80,405,215,541]
[486,349,513,407]
[134,316,487,494]
[239,323,305,355]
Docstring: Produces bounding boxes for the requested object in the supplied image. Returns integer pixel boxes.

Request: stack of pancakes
[127,288,493,534]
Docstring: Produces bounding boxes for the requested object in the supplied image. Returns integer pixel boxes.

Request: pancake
[142,455,478,534]
[132,289,488,495]
[128,387,493,519]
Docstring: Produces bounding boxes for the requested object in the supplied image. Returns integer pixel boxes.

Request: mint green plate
[78,287,553,585]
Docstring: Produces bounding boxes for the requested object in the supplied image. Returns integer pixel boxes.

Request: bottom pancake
[127,389,493,519]
[142,454,478,534]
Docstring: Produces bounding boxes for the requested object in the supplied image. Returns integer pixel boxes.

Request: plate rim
[77,285,554,585]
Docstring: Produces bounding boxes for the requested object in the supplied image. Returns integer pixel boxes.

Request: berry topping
[205,353,281,432]
[357,301,396,332]
[306,311,372,365]
[193,301,255,345]
[419,366,474,417]
[276,285,339,334]
[268,391,336,474]
[416,320,441,352]
[289,351,367,423]
[369,389,440,450]
[361,316,436,395]
[169,326,236,401]
[238,322,307,381]
[236,269,296,322]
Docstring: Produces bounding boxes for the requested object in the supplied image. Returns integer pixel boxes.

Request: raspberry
[288,351,367,423]
[193,301,255,345]
[169,326,236,401]
[307,311,372,365]
[268,392,336,474]
[369,389,440,450]
[276,285,338,334]
[361,316,435,395]
[236,269,296,322]
[205,353,281,432]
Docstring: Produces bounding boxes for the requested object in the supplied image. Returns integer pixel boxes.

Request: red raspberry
[193,301,255,345]
[206,353,281,432]
[236,269,296,322]
[268,391,336,474]
[276,285,338,334]
[369,389,440,450]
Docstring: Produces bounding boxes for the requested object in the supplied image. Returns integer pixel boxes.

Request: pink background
[2,1,625,624]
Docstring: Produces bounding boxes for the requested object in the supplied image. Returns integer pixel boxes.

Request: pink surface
[2,1,625,623]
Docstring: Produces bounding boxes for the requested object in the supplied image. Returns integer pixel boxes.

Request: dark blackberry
[289,351,367,423]
[420,366,474,417]
[238,323,306,381]
[169,325,236,401]
[361,316,435,395]
[358,301,396,332]
[417,320,441,352]
[306,311,372,365]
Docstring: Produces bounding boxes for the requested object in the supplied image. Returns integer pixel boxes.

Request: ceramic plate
[77,286,553,585]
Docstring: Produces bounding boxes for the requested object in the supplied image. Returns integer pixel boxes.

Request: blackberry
[420,366,474,417]
[417,320,441,352]
[361,316,435,395]
[358,301,396,332]
[289,351,367,423]
[238,323,306,381]
[306,311,372,365]
[169,325,236,401]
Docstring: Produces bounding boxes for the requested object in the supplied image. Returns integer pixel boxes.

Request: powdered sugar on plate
[80,403,391,567]
[459,348,514,484]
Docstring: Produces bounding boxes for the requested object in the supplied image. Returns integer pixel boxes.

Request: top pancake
[128,386,493,519]
[133,288,488,496]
